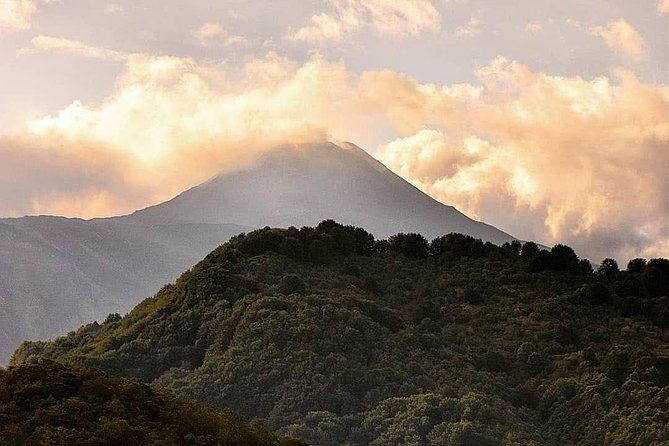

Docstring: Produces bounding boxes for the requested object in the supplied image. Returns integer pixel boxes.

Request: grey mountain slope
[0,141,516,364]
[128,142,514,244]
[0,218,245,363]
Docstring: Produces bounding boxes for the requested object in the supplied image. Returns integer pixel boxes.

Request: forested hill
[12,221,669,445]
[0,358,306,445]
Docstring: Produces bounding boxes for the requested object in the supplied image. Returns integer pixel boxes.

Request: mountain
[0,358,307,445]
[0,141,516,364]
[126,142,514,243]
[14,222,669,445]
[0,217,246,363]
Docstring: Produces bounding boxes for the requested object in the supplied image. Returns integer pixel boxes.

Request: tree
[430,233,484,257]
[626,258,647,273]
[278,275,306,295]
[520,241,540,259]
[388,233,430,258]
[279,237,303,259]
[502,240,522,256]
[596,258,619,275]
[578,259,593,275]
[646,258,669,296]
[549,245,580,272]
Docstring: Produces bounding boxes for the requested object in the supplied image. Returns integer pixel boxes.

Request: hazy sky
[1,0,668,261]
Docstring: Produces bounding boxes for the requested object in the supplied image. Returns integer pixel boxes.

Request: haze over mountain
[0,141,516,364]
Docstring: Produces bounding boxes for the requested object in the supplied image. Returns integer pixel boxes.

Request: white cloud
[589,19,647,60]
[288,0,441,43]
[193,22,246,47]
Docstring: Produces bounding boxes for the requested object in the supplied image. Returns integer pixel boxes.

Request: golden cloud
[589,19,648,60]
[377,60,669,261]
[0,0,56,33]
[6,39,669,261]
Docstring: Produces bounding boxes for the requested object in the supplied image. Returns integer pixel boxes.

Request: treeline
[219,220,668,297]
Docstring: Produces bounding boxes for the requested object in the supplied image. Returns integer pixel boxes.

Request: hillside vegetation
[12,221,669,445]
[0,358,306,445]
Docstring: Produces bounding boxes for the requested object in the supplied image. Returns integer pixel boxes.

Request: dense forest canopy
[0,358,306,445]
[11,221,669,445]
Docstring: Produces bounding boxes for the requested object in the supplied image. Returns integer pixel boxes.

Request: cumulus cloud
[287,0,441,43]
[5,38,668,261]
[0,0,55,33]
[193,23,246,47]
[589,19,648,60]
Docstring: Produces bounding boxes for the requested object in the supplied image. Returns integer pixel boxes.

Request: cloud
[525,22,542,34]
[0,134,135,217]
[376,59,669,261]
[289,12,346,43]
[565,18,581,29]
[589,19,647,60]
[18,35,128,60]
[193,23,246,47]
[453,17,480,38]
[4,40,668,262]
[287,0,441,43]
[659,0,669,14]
[0,0,55,33]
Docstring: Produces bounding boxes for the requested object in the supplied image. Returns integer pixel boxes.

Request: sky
[0,0,668,262]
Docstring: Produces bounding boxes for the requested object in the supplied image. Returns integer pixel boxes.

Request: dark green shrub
[278,275,306,295]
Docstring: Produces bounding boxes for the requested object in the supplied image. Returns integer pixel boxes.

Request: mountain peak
[127,141,515,244]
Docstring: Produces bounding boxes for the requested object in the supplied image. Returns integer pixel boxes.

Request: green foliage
[0,359,306,446]
[278,274,306,295]
[10,221,669,445]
